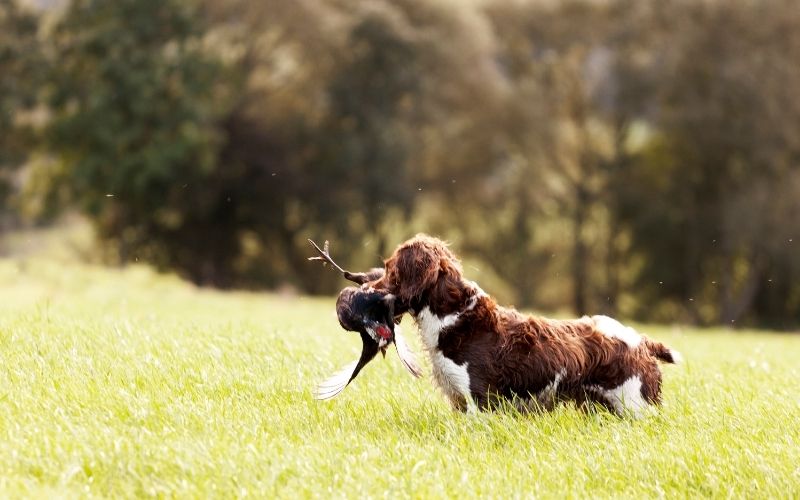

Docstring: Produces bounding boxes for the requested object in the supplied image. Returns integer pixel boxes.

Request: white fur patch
[430,351,474,412]
[415,296,479,350]
[593,376,649,417]
[670,349,684,364]
[592,315,642,348]
[416,307,461,350]
[415,300,480,412]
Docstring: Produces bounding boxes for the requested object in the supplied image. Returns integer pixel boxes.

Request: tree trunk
[604,216,620,316]
[720,252,764,325]
[572,185,589,315]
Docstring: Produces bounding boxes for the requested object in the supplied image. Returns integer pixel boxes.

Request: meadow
[1,257,799,498]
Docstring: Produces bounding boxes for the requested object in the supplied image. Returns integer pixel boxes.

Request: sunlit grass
[1,257,799,497]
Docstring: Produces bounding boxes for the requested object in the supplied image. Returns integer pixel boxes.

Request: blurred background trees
[0,0,43,230]
[2,0,799,327]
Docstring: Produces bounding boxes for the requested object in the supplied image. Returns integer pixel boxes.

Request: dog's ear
[430,257,467,309]
[389,242,440,302]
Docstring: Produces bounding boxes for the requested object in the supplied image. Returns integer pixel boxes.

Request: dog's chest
[414,307,473,409]
[415,306,461,351]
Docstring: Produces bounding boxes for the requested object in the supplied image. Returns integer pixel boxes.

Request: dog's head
[370,234,467,315]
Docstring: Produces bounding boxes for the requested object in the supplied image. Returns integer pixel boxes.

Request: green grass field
[1,257,799,498]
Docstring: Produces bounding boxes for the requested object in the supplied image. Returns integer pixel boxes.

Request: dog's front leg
[447,392,479,414]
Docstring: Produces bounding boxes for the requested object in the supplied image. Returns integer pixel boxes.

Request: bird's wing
[394,327,423,378]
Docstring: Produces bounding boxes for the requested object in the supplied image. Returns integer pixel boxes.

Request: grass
[1,257,799,498]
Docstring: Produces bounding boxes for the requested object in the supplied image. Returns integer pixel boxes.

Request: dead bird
[308,240,421,400]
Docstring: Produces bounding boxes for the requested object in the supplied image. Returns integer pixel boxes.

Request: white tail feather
[315,360,359,400]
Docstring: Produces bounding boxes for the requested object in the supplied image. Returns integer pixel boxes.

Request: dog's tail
[644,338,683,364]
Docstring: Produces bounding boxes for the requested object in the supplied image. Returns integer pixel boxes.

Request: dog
[366,234,682,416]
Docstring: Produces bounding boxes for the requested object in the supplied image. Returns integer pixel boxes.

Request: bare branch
[307,239,347,274]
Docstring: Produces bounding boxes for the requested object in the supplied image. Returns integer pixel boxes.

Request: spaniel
[367,234,682,416]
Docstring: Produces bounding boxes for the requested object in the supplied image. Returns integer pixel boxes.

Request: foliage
[0,0,42,228]
[618,0,800,325]
[43,0,234,281]
[5,0,800,325]
[1,258,799,497]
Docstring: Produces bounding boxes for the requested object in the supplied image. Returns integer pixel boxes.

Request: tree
[0,0,42,233]
[620,0,800,325]
[24,0,800,326]
[43,0,235,282]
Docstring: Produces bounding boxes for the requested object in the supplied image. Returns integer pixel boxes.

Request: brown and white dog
[366,234,682,416]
